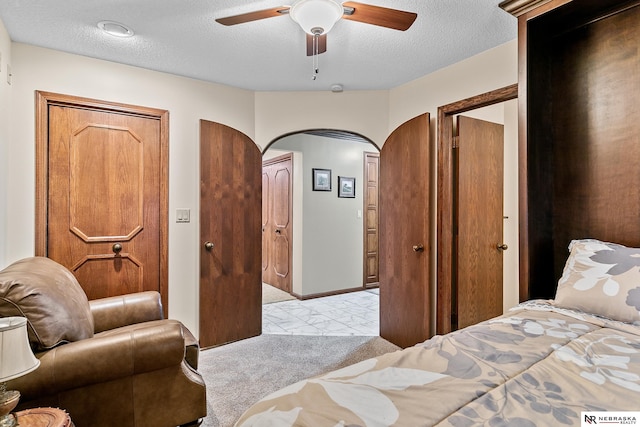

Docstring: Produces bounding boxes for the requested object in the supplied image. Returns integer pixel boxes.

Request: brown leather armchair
[0,257,206,427]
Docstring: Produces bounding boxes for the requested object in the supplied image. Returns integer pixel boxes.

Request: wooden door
[262,154,293,293]
[436,84,517,335]
[199,120,262,349]
[379,114,431,348]
[36,92,168,310]
[363,152,380,287]
[455,116,504,329]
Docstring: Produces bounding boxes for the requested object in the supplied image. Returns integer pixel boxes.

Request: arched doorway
[199,115,432,349]
[260,129,382,336]
[262,129,380,300]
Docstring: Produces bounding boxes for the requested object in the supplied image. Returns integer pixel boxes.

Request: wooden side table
[14,408,74,427]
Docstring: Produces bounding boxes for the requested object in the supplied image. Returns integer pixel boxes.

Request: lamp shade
[289,0,344,35]
[0,317,40,382]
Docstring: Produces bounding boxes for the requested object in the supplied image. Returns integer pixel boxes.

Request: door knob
[275,229,281,235]
[112,243,122,254]
[412,244,424,252]
[204,241,214,251]
[497,243,508,251]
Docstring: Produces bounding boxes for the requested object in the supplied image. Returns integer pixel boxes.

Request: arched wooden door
[379,113,431,348]
[199,120,262,349]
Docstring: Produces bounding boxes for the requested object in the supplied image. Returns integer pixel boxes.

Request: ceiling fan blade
[216,6,290,26]
[342,1,417,31]
[306,34,328,56]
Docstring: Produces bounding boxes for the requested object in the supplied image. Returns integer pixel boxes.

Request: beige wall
[389,41,517,134]
[6,43,255,335]
[0,27,518,337]
[0,19,10,265]
[254,90,389,148]
[503,100,520,310]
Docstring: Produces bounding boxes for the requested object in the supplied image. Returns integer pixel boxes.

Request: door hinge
[452,136,459,149]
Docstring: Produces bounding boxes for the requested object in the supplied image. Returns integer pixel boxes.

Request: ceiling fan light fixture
[289,0,344,35]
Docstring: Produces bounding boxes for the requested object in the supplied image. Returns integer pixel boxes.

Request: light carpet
[198,334,400,427]
[262,283,295,304]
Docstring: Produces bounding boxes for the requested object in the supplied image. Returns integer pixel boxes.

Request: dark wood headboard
[502,0,640,300]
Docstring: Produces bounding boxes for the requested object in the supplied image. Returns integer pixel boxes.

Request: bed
[237,0,640,422]
[235,239,640,426]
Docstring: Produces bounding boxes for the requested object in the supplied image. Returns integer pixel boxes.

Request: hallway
[262,289,379,336]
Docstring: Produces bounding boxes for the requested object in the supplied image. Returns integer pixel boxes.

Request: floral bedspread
[234,301,640,426]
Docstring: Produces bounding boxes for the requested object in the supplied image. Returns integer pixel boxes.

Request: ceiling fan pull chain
[312,32,320,80]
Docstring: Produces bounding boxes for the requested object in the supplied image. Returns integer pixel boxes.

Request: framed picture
[312,168,332,191]
[338,176,355,198]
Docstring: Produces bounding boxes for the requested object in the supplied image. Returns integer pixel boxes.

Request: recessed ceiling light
[97,21,134,38]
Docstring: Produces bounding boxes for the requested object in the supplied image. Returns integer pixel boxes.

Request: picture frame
[312,168,332,191]
[338,176,355,198]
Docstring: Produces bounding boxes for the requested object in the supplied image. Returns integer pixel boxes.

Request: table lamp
[0,317,40,427]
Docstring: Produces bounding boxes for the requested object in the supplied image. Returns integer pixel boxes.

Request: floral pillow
[554,239,640,324]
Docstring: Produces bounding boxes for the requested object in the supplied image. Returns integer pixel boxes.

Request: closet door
[363,152,380,287]
[262,154,293,293]
[455,116,504,329]
[36,92,169,311]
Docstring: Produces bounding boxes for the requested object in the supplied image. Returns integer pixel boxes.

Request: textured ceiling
[0,0,517,92]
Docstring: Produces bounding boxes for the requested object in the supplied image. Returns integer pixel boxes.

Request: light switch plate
[176,208,190,223]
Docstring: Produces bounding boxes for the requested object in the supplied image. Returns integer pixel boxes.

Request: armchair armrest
[11,321,186,399]
[90,291,164,333]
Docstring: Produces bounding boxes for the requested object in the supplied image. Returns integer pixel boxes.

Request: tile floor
[262,289,380,336]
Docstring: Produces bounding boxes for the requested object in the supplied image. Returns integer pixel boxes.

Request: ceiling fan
[216,0,417,57]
